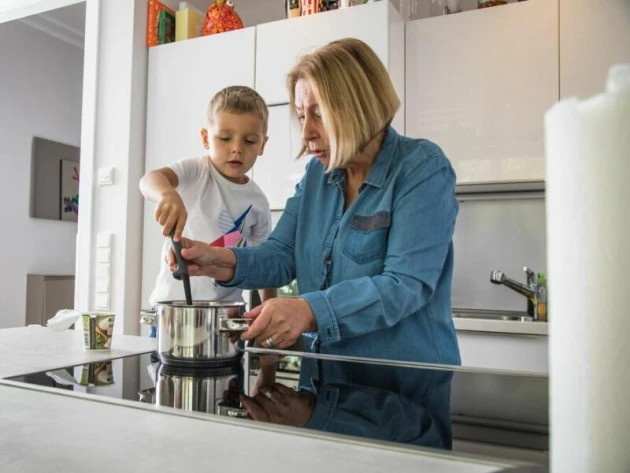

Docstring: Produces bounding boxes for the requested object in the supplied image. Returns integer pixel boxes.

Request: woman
[171,38,460,365]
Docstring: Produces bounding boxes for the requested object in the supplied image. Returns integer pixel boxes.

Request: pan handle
[217,403,249,418]
[218,317,251,332]
[140,310,156,325]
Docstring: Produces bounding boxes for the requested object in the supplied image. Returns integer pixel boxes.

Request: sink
[452,308,534,322]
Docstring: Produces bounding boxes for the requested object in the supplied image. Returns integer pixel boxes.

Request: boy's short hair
[286,38,400,171]
[207,86,269,134]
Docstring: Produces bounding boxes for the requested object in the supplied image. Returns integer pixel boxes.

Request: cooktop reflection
[7,350,549,457]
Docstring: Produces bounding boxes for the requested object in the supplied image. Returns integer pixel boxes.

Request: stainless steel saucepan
[141,300,250,368]
[155,363,247,417]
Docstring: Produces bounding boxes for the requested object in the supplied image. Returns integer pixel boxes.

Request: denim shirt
[301,363,454,450]
[224,127,461,365]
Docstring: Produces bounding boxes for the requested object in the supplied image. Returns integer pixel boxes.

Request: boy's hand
[155,190,187,241]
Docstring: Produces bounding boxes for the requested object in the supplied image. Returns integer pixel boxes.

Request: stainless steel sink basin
[452,308,534,322]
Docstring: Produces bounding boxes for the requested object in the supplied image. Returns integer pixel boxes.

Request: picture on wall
[60,159,80,221]
[31,137,80,221]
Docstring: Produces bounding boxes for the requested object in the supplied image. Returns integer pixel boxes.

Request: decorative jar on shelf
[201,0,244,36]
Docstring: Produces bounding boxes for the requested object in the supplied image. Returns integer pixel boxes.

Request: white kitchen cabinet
[142,27,256,306]
[457,330,548,374]
[560,0,630,100]
[252,104,307,210]
[144,27,256,169]
[406,0,558,183]
[255,1,405,132]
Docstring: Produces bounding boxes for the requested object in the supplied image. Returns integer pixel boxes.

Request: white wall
[0,20,83,328]
[77,0,148,335]
[231,0,284,27]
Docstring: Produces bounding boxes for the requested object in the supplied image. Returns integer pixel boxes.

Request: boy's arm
[139,167,179,202]
[139,167,187,240]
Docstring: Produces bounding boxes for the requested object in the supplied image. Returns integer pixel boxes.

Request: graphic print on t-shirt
[209,205,252,248]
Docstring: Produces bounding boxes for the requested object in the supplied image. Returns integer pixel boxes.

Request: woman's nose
[301,116,317,142]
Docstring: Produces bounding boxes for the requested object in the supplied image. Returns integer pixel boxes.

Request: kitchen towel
[545,64,630,473]
[46,309,81,331]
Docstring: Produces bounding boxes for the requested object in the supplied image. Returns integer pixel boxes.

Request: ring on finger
[265,336,276,349]
[262,386,275,400]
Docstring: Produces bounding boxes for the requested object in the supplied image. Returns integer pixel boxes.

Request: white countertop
[0,326,542,472]
[453,318,548,336]
[0,326,156,378]
[0,379,519,473]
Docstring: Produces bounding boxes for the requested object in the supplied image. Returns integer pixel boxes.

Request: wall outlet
[95,294,109,309]
[96,248,111,263]
[96,263,110,279]
[98,167,114,186]
[97,233,112,248]
[96,278,110,293]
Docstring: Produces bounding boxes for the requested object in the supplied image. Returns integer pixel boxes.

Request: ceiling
[19,1,85,49]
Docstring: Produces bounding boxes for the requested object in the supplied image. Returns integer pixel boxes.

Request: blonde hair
[286,38,400,170]
[207,85,269,134]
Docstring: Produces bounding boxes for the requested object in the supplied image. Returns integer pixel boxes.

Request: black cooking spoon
[169,229,192,305]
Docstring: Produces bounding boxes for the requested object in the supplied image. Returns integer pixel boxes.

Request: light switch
[96,263,110,279]
[96,278,109,293]
[95,294,109,309]
[97,233,112,248]
[97,248,111,263]
[98,167,114,186]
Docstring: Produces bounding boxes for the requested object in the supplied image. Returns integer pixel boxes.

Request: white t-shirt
[148,157,272,306]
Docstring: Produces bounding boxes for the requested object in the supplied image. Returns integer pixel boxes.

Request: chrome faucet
[490,266,548,322]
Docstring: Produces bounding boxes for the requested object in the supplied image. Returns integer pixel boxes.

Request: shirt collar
[326,127,399,189]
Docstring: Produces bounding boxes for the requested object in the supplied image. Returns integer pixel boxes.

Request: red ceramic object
[201,0,244,36]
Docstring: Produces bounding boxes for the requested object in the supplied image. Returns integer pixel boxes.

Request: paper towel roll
[545,64,630,473]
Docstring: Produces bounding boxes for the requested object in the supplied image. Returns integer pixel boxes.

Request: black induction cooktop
[7,348,549,459]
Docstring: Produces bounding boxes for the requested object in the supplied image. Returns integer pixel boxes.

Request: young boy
[140,85,276,312]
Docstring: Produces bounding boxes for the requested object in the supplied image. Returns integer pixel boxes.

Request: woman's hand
[155,190,187,241]
[240,383,316,427]
[167,238,236,280]
[250,354,279,397]
[241,298,317,349]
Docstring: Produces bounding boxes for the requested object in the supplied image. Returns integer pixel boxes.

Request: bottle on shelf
[286,0,301,17]
[478,0,508,8]
[301,0,320,15]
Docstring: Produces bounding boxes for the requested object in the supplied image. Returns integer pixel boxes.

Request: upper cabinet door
[252,104,307,210]
[560,0,630,100]
[145,27,256,171]
[142,27,256,306]
[406,0,558,184]
[255,2,403,113]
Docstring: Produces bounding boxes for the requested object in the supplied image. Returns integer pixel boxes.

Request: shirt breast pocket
[343,211,391,264]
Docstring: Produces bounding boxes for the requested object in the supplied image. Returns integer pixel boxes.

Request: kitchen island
[0,326,547,473]
[0,325,156,378]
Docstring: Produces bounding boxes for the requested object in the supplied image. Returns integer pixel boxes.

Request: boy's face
[201,111,268,184]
